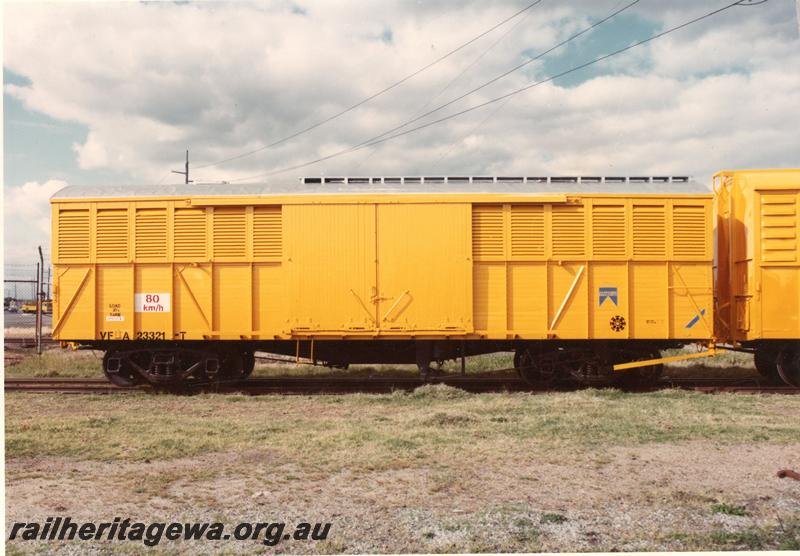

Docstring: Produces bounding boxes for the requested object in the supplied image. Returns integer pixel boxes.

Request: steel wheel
[514,347,554,386]
[102,350,143,387]
[242,351,255,379]
[754,348,781,383]
[777,346,800,387]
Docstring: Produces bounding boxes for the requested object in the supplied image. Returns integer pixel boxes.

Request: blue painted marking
[685,308,706,329]
[599,287,618,306]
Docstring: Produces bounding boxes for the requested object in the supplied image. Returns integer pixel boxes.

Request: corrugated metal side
[632,205,666,257]
[96,208,129,261]
[57,208,91,261]
[510,205,544,258]
[174,208,207,260]
[552,205,585,258]
[135,208,167,260]
[212,207,246,259]
[51,190,714,342]
[714,169,800,342]
[592,205,625,257]
[470,197,713,340]
[472,205,504,259]
[672,205,707,258]
[253,206,282,260]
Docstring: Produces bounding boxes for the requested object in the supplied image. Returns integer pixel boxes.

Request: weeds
[711,503,749,516]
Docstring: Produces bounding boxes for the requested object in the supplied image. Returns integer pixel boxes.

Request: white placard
[134,293,171,313]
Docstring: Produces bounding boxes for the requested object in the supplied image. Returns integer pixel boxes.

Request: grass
[6,385,800,464]
[711,502,749,516]
[664,518,800,550]
[539,513,568,524]
[4,348,104,377]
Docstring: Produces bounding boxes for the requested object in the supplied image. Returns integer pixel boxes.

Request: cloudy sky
[4,0,799,264]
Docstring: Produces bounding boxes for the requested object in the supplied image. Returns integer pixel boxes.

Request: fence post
[37,246,44,356]
[35,262,41,355]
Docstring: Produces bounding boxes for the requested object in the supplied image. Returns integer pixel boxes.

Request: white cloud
[3,180,66,264]
[73,131,108,169]
[3,0,799,188]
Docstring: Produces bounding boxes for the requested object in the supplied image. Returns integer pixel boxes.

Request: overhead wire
[227,0,763,181]
[434,0,631,166]
[351,3,539,173]
[191,0,545,171]
[347,0,642,155]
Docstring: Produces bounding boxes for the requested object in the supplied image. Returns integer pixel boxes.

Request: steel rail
[5,376,800,396]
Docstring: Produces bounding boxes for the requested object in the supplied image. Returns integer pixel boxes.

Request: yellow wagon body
[51,177,713,345]
[715,168,800,343]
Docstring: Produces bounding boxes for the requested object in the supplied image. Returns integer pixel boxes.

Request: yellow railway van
[51,176,713,386]
[715,168,800,386]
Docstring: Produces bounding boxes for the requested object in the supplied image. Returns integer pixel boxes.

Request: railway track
[5,338,59,349]
[5,376,800,395]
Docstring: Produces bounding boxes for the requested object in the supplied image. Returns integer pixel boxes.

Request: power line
[229,0,762,181]
[192,0,545,170]
[349,0,641,153]
[435,0,634,166]
[352,0,539,172]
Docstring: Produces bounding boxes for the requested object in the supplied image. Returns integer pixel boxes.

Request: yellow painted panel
[632,204,666,258]
[284,204,376,332]
[472,204,504,259]
[761,267,800,337]
[629,263,669,338]
[253,263,284,337]
[174,264,212,339]
[669,263,713,339]
[134,265,173,338]
[96,265,134,340]
[57,208,91,262]
[53,265,95,340]
[589,263,629,339]
[212,264,252,338]
[377,203,471,332]
[548,263,588,338]
[714,168,800,343]
[507,263,547,333]
[591,205,625,258]
[173,208,207,260]
[473,263,505,333]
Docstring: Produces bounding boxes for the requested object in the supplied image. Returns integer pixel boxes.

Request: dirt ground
[5,387,800,554]
[5,442,800,554]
